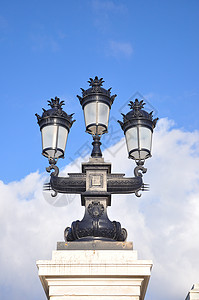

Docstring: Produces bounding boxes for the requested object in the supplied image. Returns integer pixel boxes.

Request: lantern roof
[77,76,117,107]
[118,99,158,132]
[35,97,75,130]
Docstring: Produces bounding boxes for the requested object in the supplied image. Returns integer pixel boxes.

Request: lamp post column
[91,135,102,157]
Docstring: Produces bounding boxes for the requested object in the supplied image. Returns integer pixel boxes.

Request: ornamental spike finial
[47,97,65,109]
[88,76,104,87]
[153,117,159,128]
[128,99,145,110]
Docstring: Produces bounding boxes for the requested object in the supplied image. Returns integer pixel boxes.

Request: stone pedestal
[37,241,152,300]
[185,284,199,300]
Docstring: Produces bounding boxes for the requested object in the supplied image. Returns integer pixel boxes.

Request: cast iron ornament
[88,201,104,218]
[64,199,127,242]
[45,156,148,242]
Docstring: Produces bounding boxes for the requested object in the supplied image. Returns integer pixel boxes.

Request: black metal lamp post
[36,77,158,243]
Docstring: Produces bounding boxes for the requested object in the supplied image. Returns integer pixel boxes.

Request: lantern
[77,76,116,136]
[118,99,158,162]
[36,97,75,162]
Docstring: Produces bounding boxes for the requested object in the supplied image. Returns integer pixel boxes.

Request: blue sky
[1,1,199,300]
[1,0,199,182]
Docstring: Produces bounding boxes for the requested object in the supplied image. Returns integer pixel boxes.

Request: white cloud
[108,40,133,58]
[1,118,199,299]
[92,0,126,13]
[30,33,63,52]
[91,0,127,33]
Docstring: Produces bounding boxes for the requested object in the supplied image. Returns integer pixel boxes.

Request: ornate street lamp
[118,99,158,165]
[35,97,75,166]
[77,76,116,157]
[36,77,158,243]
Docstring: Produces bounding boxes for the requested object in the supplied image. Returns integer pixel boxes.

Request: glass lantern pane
[83,102,96,128]
[45,149,56,158]
[98,102,109,127]
[57,126,68,154]
[139,150,148,160]
[139,127,152,151]
[83,101,110,135]
[42,125,57,151]
[125,127,138,154]
[133,150,140,160]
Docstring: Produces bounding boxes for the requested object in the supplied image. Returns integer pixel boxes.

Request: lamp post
[36,77,158,242]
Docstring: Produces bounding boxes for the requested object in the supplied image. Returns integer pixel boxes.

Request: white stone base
[37,247,152,300]
[186,284,199,300]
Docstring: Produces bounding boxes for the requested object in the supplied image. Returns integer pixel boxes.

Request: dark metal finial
[153,117,159,128]
[47,97,65,109]
[88,76,104,87]
[128,99,145,110]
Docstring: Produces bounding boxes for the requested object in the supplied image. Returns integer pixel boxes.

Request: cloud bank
[92,0,126,13]
[108,40,133,58]
[1,118,199,300]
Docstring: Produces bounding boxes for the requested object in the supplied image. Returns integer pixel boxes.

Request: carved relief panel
[86,170,107,191]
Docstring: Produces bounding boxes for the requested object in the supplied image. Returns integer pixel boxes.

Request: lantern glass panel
[139,127,152,153]
[84,102,96,129]
[125,127,138,158]
[125,126,153,160]
[83,101,110,135]
[41,125,68,159]
[57,126,68,154]
[42,125,57,153]
[98,102,110,127]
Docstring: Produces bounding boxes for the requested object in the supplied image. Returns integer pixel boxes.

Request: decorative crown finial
[128,99,145,110]
[77,76,116,107]
[48,97,65,109]
[88,76,104,87]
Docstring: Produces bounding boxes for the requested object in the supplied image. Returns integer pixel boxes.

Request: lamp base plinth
[37,242,152,300]
[57,240,133,250]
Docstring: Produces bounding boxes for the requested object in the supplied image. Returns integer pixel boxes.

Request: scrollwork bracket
[46,164,59,197]
[134,164,147,197]
[134,165,147,177]
[46,164,59,177]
